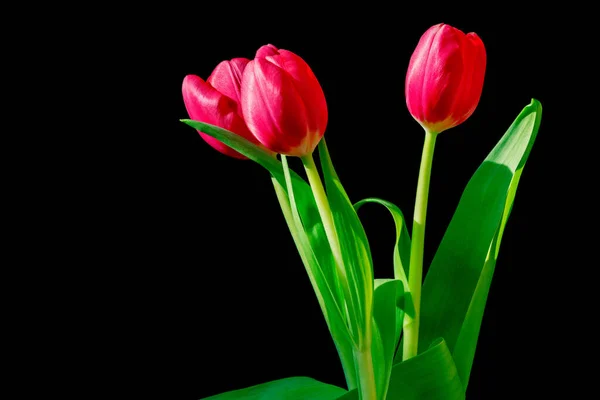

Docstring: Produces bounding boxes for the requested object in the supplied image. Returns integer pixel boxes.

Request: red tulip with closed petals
[405,23,486,134]
[182,58,261,159]
[241,44,328,157]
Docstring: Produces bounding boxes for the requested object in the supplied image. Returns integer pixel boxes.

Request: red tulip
[182,58,261,159]
[405,23,486,134]
[241,44,328,157]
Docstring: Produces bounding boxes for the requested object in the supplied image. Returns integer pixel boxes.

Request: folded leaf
[372,279,405,399]
[418,99,542,386]
[201,377,347,400]
[354,198,411,289]
[354,198,413,364]
[337,339,465,400]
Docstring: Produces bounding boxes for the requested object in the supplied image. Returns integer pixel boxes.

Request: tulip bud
[182,58,260,159]
[405,23,486,134]
[241,44,328,157]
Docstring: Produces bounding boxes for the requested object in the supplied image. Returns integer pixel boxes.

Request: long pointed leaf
[201,376,347,400]
[317,139,376,396]
[419,99,542,386]
[318,139,374,345]
[281,155,358,383]
[181,120,357,388]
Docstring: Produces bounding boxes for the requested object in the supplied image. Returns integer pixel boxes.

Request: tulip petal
[256,43,279,58]
[242,58,310,156]
[452,33,487,126]
[406,23,444,124]
[182,74,256,159]
[207,58,250,107]
[420,24,464,129]
[277,50,328,140]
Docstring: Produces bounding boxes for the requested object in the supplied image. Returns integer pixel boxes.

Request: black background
[79,4,573,400]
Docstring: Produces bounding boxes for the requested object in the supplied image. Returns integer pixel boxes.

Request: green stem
[271,175,302,247]
[300,153,347,283]
[272,169,358,391]
[354,347,377,400]
[297,151,382,399]
[301,152,374,397]
[403,129,438,361]
[301,152,360,338]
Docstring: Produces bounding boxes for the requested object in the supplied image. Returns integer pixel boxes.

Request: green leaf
[318,139,374,346]
[386,339,465,400]
[281,155,358,388]
[181,120,357,388]
[354,198,414,364]
[354,198,411,288]
[354,198,413,314]
[201,377,347,400]
[372,279,405,400]
[373,279,404,357]
[181,119,291,192]
[337,339,465,400]
[419,99,542,386]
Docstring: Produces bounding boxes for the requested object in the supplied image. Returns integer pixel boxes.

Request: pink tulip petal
[207,58,250,107]
[453,33,487,126]
[241,58,309,156]
[277,50,328,139]
[420,24,464,128]
[182,74,228,127]
[256,44,279,58]
[406,23,444,123]
[182,74,257,159]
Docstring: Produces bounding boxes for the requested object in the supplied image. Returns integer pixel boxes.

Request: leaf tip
[180,119,194,127]
[529,98,542,111]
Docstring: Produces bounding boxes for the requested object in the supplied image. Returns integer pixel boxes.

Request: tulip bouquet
[180,23,541,400]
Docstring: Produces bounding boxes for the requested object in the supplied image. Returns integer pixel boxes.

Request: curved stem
[271,175,358,390]
[403,129,438,361]
[301,153,359,336]
[301,152,375,398]
[300,153,346,277]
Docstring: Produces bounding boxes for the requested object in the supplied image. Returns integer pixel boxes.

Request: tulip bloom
[405,23,486,134]
[241,44,328,157]
[182,58,260,159]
